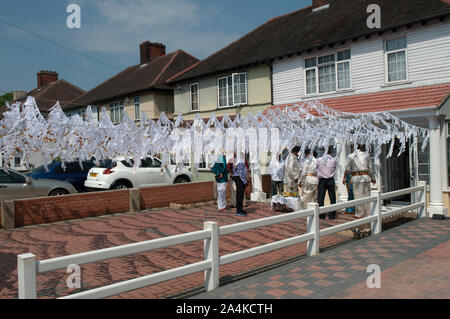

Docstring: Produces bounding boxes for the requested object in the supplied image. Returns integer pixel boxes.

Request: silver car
[0,168,77,200]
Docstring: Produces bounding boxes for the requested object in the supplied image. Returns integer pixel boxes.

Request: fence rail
[17,181,427,299]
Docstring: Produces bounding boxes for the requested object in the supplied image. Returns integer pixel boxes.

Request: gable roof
[267,83,450,114]
[168,0,450,84]
[69,50,199,108]
[14,79,86,112]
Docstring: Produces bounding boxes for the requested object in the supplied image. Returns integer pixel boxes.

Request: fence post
[418,181,427,219]
[306,203,320,256]
[204,221,219,291]
[371,191,382,235]
[17,253,37,299]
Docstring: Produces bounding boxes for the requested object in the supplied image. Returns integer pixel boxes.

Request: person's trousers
[353,181,371,231]
[231,178,247,207]
[318,177,337,219]
[233,177,246,213]
[271,180,284,196]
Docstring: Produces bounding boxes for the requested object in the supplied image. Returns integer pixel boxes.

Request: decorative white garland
[0,96,429,174]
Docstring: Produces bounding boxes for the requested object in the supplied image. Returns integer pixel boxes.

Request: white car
[84,157,193,190]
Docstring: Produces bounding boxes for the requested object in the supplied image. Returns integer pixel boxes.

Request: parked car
[28,160,107,192]
[84,157,193,190]
[0,167,77,200]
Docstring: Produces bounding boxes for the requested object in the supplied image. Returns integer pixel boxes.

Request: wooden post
[306,203,320,256]
[18,253,37,299]
[204,221,219,291]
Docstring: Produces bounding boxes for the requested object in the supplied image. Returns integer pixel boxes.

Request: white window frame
[217,72,248,108]
[134,97,141,121]
[110,100,124,124]
[304,49,352,96]
[190,83,200,112]
[384,36,409,84]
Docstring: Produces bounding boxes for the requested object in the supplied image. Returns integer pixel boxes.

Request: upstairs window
[305,49,351,95]
[190,83,199,111]
[385,37,408,83]
[110,101,124,124]
[217,73,248,108]
[134,97,141,121]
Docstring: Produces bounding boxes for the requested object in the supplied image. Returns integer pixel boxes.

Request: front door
[384,139,411,203]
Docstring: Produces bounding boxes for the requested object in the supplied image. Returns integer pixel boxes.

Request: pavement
[193,217,450,299]
[0,201,359,299]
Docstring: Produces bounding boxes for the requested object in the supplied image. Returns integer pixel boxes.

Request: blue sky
[0,0,311,94]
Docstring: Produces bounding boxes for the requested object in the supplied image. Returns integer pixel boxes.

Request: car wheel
[174,176,189,184]
[112,182,130,190]
[49,189,69,196]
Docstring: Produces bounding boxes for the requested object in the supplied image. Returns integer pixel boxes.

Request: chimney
[139,41,166,65]
[312,0,330,10]
[37,71,58,89]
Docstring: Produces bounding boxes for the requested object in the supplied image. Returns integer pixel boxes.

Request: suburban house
[68,41,199,123]
[0,70,86,170]
[169,0,450,216]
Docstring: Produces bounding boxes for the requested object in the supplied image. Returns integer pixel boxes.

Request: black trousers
[233,176,246,212]
[271,180,284,196]
[318,177,336,219]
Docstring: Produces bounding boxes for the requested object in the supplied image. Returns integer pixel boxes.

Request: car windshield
[30,162,60,174]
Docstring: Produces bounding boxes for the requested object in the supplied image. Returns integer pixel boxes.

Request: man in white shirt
[317,147,337,219]
[299,149,319,210]
[269,154,285,196]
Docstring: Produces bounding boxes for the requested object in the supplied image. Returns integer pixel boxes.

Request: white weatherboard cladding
[408,21,450,86]
[351,38,385,92]
[272,21,450,106]
[273,56,303,105]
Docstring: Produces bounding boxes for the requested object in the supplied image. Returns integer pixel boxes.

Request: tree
[0,92,13,108]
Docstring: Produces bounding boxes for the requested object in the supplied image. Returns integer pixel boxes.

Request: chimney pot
[139,41,166,65]
[37,71,58,89]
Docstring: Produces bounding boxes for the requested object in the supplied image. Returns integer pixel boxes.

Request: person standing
[317,147,337,219]
[284,146,300,195]
[228,153,249,208]
[299,149,319,210]
[344,144,376,236]
[269,154,285,196]
[211,155,228,213]
[232,154,249,217]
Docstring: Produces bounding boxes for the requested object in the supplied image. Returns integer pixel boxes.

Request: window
[190,83,199,111]
[304,50,351,95]
[217,73,247,108]
[385,37,407,83]
[134,97,141,121]
[110,101,124,124]
[0,170,26,183]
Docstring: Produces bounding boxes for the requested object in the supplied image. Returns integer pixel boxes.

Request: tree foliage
[0,92,13,108]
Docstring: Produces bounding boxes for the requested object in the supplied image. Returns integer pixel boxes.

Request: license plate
[90,173,98,178]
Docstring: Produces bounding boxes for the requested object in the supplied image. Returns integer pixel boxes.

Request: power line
[0,34,107,80]
[0,16,120,71]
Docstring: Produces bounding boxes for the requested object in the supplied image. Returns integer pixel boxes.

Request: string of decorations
[0,96,429,174]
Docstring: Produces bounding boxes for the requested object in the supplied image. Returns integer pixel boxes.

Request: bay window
[217,72,248,108]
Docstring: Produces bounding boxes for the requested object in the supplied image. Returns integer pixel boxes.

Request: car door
[64,162,91,192]
[0,170,37,200]
[147,157,165,185]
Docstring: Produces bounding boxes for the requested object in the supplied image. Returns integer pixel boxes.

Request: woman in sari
[211,155,228,212]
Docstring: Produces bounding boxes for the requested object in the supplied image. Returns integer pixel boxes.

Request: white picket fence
[17,181,427,299]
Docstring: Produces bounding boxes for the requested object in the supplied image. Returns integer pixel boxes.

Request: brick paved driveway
[193,218,450,299]
[0,202,359,299]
